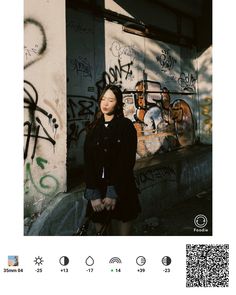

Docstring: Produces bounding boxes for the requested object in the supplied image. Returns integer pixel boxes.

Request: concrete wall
[198,46,212,143]
[135,145,212,219]
[67,7,200,171]
[24,0,67,219]
[66,8,105,169]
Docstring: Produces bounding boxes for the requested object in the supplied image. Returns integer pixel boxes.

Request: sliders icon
[109,257,122,264]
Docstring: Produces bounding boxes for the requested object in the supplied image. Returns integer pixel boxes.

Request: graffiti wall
[105,22,197,158]
[24,0,67,219]
[67,9,198,168]
[66,8,105,170]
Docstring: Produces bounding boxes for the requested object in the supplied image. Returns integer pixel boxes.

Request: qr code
[186,244,229,287]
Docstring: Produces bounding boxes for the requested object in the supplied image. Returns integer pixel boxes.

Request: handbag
[73,210,112,236]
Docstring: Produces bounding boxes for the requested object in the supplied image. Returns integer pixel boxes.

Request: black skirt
[86,180,141,223]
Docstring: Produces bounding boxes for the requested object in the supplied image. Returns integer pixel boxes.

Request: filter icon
[8,256,19,267]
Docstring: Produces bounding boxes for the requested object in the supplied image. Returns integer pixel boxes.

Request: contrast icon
[161,256,171,266]
[85,256,94,266]
[34,256,44,266]
[109,257,122,264]
[136,256,146,266]
[194,214,208,228]
[59,256,69,266]
[8,256,19,267]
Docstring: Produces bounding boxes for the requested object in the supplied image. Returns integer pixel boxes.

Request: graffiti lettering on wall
[69,57,93,79]
[123,80,195,157]
[156,49,177,72]
[135,166,176,191]
[67,95,97,148]
[24,44,41,61]
[178,72,196,91]
[96,59,133,98]
[66,19,93,34]
[110,41,137,62]
[200,97,212,134]
[24,80,59,160]
[24,18,47,69]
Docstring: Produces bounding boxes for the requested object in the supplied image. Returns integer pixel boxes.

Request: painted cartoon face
[100,89,117,115]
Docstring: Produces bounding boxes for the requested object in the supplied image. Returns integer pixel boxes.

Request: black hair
[87,85,124,130]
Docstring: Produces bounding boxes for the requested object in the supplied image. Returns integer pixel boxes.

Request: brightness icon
[34,256,44,266]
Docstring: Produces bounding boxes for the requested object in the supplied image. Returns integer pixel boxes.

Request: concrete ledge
[134,144,212,220]
[27,144,212,235]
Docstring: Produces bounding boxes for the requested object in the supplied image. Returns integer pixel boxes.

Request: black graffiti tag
[67,95,97,121]
[67,95,97,148]
[24,80,59,160]
[178,72,196,91]
[24,18,47,69]
[96,59,133,98]
[156,49,176,72]
[70,56,92,79]
[135,166,176,191]
[110,41,137,61]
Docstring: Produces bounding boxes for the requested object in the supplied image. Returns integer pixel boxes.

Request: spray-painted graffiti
[69,57,93,79]
[67,123,87,149]
[24,80,59,160]
[66,19,93,34]
[156,49,177,72]
[24,44,41,61]
[67,95,97,148]
[96,59,133,98]
[24,18,47,69]
[110,41,137,62]
[200,97,212,134]
[24,8,67,229]
[178,72,196,91]
[123,80,195,156]
[135,166,176,191]
[24,157,59,200]
[68,95,97,120]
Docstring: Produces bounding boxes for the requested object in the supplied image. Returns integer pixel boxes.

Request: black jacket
[84,116,141,221]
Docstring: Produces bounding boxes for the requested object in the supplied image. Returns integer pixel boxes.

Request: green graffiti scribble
[36,157,48,169]
[25,162,59,197]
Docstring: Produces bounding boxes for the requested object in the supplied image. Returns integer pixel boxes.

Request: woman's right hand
[91,199,104,212]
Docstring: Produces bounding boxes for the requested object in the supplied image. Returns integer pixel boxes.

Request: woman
[84,85,141,235]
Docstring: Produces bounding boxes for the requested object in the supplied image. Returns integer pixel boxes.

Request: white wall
[24,0,67,216]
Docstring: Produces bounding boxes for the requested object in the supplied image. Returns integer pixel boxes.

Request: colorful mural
[123,80,195,156]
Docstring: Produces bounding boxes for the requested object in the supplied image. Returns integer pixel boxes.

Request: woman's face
[100,89,117,116]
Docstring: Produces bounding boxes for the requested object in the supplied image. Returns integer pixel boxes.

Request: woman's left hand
[102,197,116,211]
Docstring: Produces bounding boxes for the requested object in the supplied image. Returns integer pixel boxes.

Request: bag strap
[74,210,112,236]
[73,215,92,236]
[96,211,112,236]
